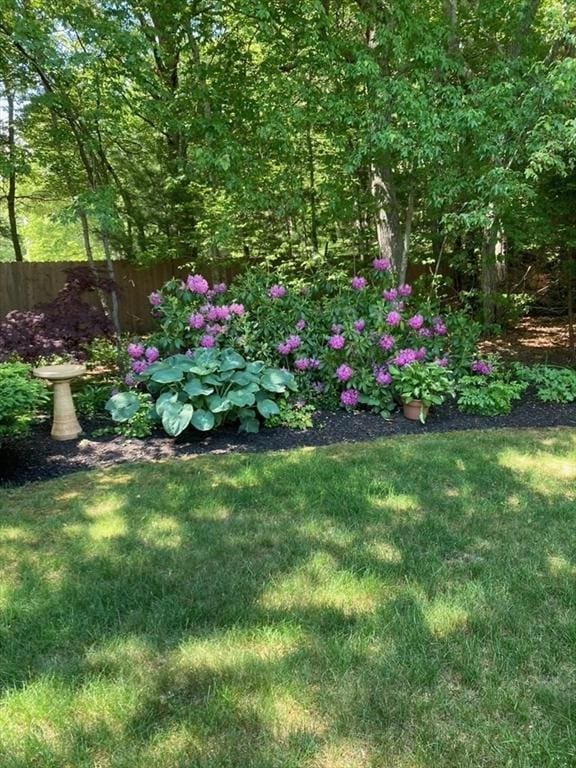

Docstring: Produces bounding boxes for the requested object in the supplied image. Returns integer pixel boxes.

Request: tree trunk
[480,219,506,327]
[371,164,403,278]
[565,249,575,361]
[6,92,24,262]
[305,125,319,253]
[100,229,122,341]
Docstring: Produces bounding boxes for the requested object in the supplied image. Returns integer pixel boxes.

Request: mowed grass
[0,429,575,768]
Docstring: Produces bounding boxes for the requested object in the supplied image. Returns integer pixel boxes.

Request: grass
[0,427,575,767]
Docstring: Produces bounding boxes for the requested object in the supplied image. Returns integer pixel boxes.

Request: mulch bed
[2,396,575,488]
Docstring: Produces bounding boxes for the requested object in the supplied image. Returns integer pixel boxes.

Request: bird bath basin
[33,364,86,440]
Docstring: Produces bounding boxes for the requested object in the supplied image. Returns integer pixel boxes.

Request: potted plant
[389,361,454,422]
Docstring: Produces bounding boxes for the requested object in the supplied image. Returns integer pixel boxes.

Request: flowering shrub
[124,263,481,421]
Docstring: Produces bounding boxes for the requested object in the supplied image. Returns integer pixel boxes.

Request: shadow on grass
[0,428,575,767]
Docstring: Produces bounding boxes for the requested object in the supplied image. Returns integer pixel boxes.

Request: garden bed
[2,395,575,487]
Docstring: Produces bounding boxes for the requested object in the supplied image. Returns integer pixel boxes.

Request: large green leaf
[260,369,295,393]
[150,367,184,384]
[256,398,280,418]
[161,402,194,436]
[228,389,256,407]
[183,378,214,397]
[231,371,259,387]
[105,391,141,422]
[191,408,216,431]
[220,349,246,371]
[207,394,232,413]
[155,390,178,416]
[238,416,260,433]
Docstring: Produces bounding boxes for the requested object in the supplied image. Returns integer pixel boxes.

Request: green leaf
[256,398,280,418]
[238,416,260,433]
[228,389,256,407]
[207,394,232,413]
[191,408,215,431]
[105,392,141,422]
[260,369,295,393]
[183,378,215,397]
[220,349,246,371]
[150,368,184,384]
[161,402,193,436]
[155,391,178,416]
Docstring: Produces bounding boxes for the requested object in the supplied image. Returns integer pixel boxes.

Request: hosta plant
[389,361,455,422]
[106,348,297,436]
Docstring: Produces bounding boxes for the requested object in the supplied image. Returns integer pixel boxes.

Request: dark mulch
[1,395,575,488]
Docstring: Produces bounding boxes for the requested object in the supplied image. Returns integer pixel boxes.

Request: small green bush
[456,374,527,416]
[0,362,48,439]
[513,364,576,403]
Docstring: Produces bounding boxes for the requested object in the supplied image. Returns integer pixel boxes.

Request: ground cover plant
[0,361,48,439]
[0,428,575,767]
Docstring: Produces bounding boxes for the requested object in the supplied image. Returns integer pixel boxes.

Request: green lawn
[1,428,575,768]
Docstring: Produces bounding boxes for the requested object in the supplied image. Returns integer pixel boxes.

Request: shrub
[107,348,297,436]
[456,361,527,415]
[513,364,576,403]
[0,362,49,439]
[0,266,116,363]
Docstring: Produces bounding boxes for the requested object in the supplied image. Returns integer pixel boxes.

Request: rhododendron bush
[124,261,483,419]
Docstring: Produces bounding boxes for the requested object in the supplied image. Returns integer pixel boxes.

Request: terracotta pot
[403,400,429,422]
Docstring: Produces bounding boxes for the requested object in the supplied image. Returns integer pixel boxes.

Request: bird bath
[33,364,86,440]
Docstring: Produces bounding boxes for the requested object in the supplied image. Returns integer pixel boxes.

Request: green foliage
[108,348,296,437]
[513,364,576,403]
[74,382,113,419]
[0,361,48,438]
[389,362,455,416]
[265,399,316,431]
[456,375,527,416]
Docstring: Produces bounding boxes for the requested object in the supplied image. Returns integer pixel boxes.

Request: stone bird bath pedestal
[33,364,86,440]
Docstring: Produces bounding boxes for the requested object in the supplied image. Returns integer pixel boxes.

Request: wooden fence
[0,259,240,333]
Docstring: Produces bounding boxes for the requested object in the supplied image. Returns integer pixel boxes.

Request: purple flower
[277,342,292,355]
[331,323,343,334]
[309,358,321,369]
[336,364,354,382]
[200,334,216,348]
[353,319,366,333]
[127,342,144,359]
[386,311,401,327]
[393,348,418,367]
[295,318,306,331]
[311,381,325,394]
[145,346,160,363]
[229,302,245,316]
[294,357,310,371]
[207,305,230,322]
[186,274,210,294]
[328,334,346,350]
[188,313,205,329]
[419,327,432,338]
[124,373,136,388]
[415,347,427,361]
[149,291,163,307]
[374,366,392,386]
[340,389,360,408]
[268,284,286,299]
[213,282,227,294]
[379,334,395,351]
[471,360,493,376]
[435,357,449,367]
[287,335,301,351]
[398,283,412,297]
[351,276,367,290]
[433,317,447,336]
[408,314,424,331]
[382,288,398,302]
[131,360,149,374]
[373,257,391,272]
